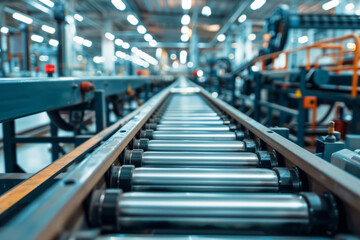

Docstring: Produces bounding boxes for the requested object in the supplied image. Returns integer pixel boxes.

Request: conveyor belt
[1,78,359,240]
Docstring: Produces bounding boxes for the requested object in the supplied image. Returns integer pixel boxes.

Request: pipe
[89,190,338,235]
[110,166,300,193]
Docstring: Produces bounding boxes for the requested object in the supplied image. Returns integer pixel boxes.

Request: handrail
[252,34,360,97]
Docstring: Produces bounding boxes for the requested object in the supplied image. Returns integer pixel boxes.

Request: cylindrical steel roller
[110,165,301,193]
[161,116,221,121]
[123,150,277,168]
[96,235,333,240]
[133,139,248,152]
[162,113,218,117]
[89,190,338,235]
[159,120,226,125]
[139,130,245,141]
[156,125,233,131]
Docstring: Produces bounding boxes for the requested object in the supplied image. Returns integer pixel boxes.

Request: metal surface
[130,167,279,192]
[156,125,231,131]
[97,235,331,240]
[331,149,360,178]
[0,81,176,240]
[141,152,259,168]
[152,131,236,140]
[116,192,309,233]
[147,140,245,152]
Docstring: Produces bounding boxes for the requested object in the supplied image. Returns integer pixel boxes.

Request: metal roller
[161,116,221,120]
[161,113,219,117]
[96,235,333,240]
[155,125,235,131]
[133,139,249,152]
[89,190,338,235]
[159,120,226,125]
[123,150,277,168]
[139,130,245,141]
[110,165,300,193]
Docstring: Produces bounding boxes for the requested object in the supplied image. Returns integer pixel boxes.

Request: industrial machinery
[0,77,359,239]
[205,5,360,146]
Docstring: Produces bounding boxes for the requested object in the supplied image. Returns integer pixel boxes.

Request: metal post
[53,3,66,76]
[231,75,236,106]
[50,122,59,161]
[2,121,23,173]
[94,90,106,133]
[20,23,30,72]
[297,70,306,147]
[144,83,150,101]
[254,73,261,121]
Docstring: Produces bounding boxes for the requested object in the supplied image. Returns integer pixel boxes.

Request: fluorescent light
[217,34,226,42]
[181,26,189,34]
[248,33,256,41]
[144,33,153,41]
[39,55,49,61]
[73,36,84,45]
[180,50,187,64]
[116,50,126,59]
[345,3,354,11]
[105,32,115,41]
[347,42,356,50]
[38,0,54,8]
[197,70,204,77]
[66,16,74,24]
[322,0,339,11]
[31,34,44,43]
[127,14,139,25]
[149,40,157,47]
[238,14,247,23]
[201,6,212,16]
[181,34,189,42]
[83,39,92,47]
[1,27,9,34]
[298,35,308,44]
[187,62,194,68]
[41,25,56,34]
[137,25,146,34]
[356,9,360,15]
[170,53,177,60]
[12,12,33,24]
[251,65,259,72]
[122,42,130,49]
[74,14,83,22]
[49,39,59,47]
[111,0,126,10]
[250,0,266,10]
[172,61,179,68]
[181,14,191,25]
[93,56,105,64]
[115,39,123,46]
[182,0,191,10]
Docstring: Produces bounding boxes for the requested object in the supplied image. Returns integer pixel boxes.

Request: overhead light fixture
[182,0,191,10]
[144,33,153,41]
[1,27,9,34]
[187,61,194,68]
[49,39,59,47]
[170,53,177,60]
[172,61,179,68]
[83,39,92,47]
[181,34,189,42]
[127,14,139,25]
[248,33,256,41]
[217,34,226,42]
[181,26,189,34]
[111,0,126,11]
[322,0,340,11]
[74,14,83,22]
[137,25,146,34]
[238,14,247,23]
[115,38,123,46]
[180,50,187,64]
[41,25,56,34]
[38,0,54,8]
[197,70,204,77]
[356,9,360,15]
[73,36,84,45]
[12,12,33,24]
[298,35,308,44]
[93,56,105,64]
[345,3,355,11]
[122,42,130,49]
[31,34,44,43]
[105,32,115,41]
[201,6,212,16]
[39,55,49,61]
[181,14,191,25]
[149,40,157,47]
[250,0,266,10]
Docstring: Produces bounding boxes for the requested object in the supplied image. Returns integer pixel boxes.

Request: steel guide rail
[0,78,359,239]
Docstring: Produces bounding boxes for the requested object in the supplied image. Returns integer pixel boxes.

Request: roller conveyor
[2,78,359,240]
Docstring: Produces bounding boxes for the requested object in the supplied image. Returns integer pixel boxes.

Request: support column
[53,2,66,76]
[190,33,199,69]
[20,23,30,72]
[95,90,106,133]
[102,19,115,75]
